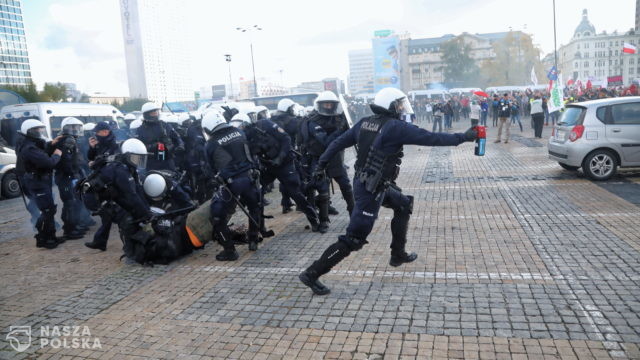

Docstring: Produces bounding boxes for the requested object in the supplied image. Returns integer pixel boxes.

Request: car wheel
[582,150,617,181]
[1,171,21,198]
[559,163,580,171]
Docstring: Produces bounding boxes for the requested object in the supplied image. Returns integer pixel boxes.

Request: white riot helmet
[201,110,228,135]
[83,122,96,132]
[229,113,251,129]
[143,173,167,200]
[255,105,270,121]
[314,91,342,116]
[371,87,414,118]
[244,108,258,123]
[60,117,84,137]
[141,102,161,122]
[20,119,48,140]
[121,138,149,169]
[124,113,136,121]
[277,98,295,113]
[178,112,191,125]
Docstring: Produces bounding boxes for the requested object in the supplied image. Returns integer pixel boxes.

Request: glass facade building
[0,0,30,86]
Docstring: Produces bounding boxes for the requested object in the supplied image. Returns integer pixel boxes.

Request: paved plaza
[2,122,640,359]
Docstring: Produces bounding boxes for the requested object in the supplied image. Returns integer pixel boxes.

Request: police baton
[215,175,274,237]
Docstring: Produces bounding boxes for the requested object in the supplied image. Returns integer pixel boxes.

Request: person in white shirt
[530,93,544,138]
[469,100,481,127]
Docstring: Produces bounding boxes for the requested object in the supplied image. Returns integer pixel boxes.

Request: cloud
[28,0,127,95]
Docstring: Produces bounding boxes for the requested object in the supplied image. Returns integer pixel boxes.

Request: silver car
[548,96,640,181]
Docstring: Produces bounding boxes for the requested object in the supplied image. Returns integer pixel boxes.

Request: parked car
[0,144,18,198]
[548,96,640,181]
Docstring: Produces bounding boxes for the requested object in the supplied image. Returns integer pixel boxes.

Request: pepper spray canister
[157,142,166,161]
[474,126,486,156]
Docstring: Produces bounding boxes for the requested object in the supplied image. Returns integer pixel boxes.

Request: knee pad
[339,234,368,251]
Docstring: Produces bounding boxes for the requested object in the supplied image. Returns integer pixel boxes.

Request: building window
[631,68,635,74]
[584,71,589,76]
[631,58,636,65]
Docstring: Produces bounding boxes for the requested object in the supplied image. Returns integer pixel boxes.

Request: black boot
[247,232,259,251]
[328,205,339,215]
[390,252,418,267]
[216,249,239,261]
[300,238,354,295]
[85,240,107,251]
[63,229,84,240]
[282,205,293,214]
[317,194,330,234]
[299,269,330,295]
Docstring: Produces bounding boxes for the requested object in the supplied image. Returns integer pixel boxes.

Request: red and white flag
[623,43,637,54]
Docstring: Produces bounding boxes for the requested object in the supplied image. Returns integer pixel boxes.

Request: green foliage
[439,36,480,87]
[481,32,544,86]
[40,82,68,102]
[2,81,41,102]
[118,98,149,113]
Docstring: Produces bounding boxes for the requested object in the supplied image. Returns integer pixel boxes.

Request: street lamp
[224,54,233,100]
[236,25,262,97]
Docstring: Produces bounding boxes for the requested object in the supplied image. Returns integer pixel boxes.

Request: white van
[0,103,123,198]
[408,90,450,102]
[0,102,124,148]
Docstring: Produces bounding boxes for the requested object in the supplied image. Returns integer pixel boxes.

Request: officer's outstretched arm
[317,124,358,168]
[396,121,467,147]
[113,167,150,220]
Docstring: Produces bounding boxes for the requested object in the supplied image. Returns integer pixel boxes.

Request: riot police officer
[184,112,211,204]
[135,102,184,172]
[299,88,479,295]
[84,121,121,251]
[54,117,88,240]
[79,138,152,259]
[203,110,262,260]
[18,119,64,249]
[142,171,193,211]
[243,108,322,232]
[271,98,303,213]
[298,91,355,217]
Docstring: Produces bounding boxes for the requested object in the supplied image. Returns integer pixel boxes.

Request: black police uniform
[136,120,184,172]
[185,120,212,203]
[205,125,262,259]
[53,133,87,238]
[244,119,320,230]
[18,135,62,248]
[298,111,354,215]
[271,112,301,211]
[85,157,151,259]
[14,134,41,227]
[84,131,120,250]
[301,114,472,294]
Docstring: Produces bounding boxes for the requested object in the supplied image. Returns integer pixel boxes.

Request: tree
[2,81,41,102]
[439,36,480,88]
[480,32,544,87]
[118,98,149,113]
[40,82,67,102]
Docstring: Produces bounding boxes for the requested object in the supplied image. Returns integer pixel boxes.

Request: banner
[607,75,623,86]
[548,80,564,113]
[372,36,401,92]
[530,67,538,86]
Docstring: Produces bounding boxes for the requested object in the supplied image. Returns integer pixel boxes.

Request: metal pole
[225,55,233,100]
[553,0,558,69]
[250,42,258,97]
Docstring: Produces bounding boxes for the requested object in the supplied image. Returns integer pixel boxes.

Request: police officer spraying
[136,102,184,172]
[299,88,479,295]
[18,119,64,249]
[203,111,262,260]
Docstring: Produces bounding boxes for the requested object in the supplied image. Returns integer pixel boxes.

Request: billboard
[212,85,226,99]
[372,36,401,92]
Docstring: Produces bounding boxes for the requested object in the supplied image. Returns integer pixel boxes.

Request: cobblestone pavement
[2,121,640,359]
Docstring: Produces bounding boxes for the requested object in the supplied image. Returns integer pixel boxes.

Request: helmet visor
[63,124,84,137]
[129,153,148,169]
[317,101,339,116]
[394,97,414,115]
[27,127,48,141]
[257,110,270,120]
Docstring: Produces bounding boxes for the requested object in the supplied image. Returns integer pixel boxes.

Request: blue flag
[547,66,558,81]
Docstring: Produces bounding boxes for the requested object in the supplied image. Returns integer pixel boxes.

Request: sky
[23,0,636,96]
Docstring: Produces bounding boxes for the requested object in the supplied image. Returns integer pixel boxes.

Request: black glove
[463,127,478,142]
[312,168,326,181]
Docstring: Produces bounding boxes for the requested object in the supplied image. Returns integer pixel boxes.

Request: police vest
[299,116,327,157]
[209,126,253,179]
[355,115,402,182]
[246,123,280,160]
[20,138,52,176]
